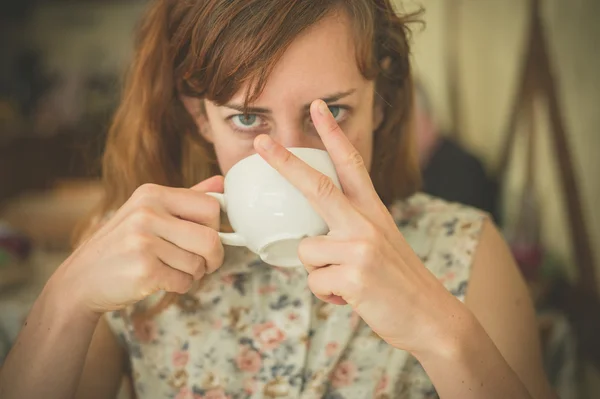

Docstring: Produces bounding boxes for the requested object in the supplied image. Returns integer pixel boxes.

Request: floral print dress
[105,194,486,399]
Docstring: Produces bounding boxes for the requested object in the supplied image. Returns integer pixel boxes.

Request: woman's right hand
[48,176,225,315]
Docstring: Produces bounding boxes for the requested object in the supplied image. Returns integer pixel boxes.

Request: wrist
[411,303,483,365]
[407,305,533,399]
[42,275,102,327]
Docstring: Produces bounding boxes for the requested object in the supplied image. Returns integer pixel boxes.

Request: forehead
[231,11,369,106]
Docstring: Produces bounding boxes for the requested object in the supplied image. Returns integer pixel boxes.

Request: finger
[151,235,207,280]
[307,264,350,306]
[298,235,346,273]
[253,135,359,229]
[317,294,348,306]
[129,184,222,231]
[144,212,224,274]
[191,175,224,193]
[310,100,379,205]
[152,260,195,294]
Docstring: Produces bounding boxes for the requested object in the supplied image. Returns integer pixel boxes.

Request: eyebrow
[223,89,357,114]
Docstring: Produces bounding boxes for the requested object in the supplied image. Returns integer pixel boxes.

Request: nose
[274,128,324,150]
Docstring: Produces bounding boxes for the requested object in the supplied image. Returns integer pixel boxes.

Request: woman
[0,0,555,398]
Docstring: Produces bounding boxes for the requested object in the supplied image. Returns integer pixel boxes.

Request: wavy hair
[77,0,422,315]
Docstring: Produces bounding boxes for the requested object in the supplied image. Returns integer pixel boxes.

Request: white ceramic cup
[206,148,341,267]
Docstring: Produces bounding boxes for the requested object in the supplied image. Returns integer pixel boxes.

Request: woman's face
[188,11,380,174]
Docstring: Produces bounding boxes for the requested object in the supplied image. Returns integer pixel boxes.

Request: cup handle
[205,192,246,247]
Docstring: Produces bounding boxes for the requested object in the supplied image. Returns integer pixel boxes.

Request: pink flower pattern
[330,360,357,388]
[235,346,262,374]
[172,351,189,369]
[252,321,286,351]
[243,378,258,394]
[376,372,389,395]
[132,317,156,343]
[203,388,229,399]
[104,194,485,398]
[174,388,198,399]
[325,341,339,357]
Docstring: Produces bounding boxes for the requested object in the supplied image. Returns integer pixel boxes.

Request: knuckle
[279,147,294,165]
[127,234,154,255]
[135,258,159,290]
[187,252,206,277]
[315,174,336,200]
[171,273,193,294]
[347,150,365,169]
[205,228,221,249]
[133,183,162,202]
[326,118,343,135]
[362,223,380,241]
[215,243,225,268]
[140,258,156,276]
[205,195,221,216]
[345,266,367,297]
[354,240,377,266]
[203,229,224,273]
[129,206,157,230]
[185,250,200,266]
[203,197,222,228]
[179,221,198,239]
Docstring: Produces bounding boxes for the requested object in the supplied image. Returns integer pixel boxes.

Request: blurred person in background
[414,80,500,223]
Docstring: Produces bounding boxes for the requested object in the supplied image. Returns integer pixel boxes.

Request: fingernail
[318,100,331,116]
[257,135,274,151]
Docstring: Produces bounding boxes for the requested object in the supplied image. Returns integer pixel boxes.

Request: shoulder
[390,193,489,300]
[391,192,488,240]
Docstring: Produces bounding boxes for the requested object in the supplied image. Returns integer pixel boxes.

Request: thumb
[191,175,224,193]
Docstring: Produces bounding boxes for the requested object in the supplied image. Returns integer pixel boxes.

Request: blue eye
[328,106,341,119]
[325,105,349,122]
[306,105,349,131]
[235,114,258,126]
[231,114,263,129]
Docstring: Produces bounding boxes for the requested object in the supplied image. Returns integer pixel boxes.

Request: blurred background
[0,0,599,397]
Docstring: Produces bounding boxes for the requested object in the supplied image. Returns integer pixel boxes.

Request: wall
[25,1,147,77]
[404,0,600,287]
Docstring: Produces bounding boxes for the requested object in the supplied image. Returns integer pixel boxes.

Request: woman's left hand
[254,99,471,356]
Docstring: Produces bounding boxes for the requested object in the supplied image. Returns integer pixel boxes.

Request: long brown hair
[89,0,420,222]
[77,1,421,313]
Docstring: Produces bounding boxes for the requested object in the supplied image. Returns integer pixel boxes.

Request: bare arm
[0,281,96,398]
[0,180,225,399]
[75,317,126,399]
[464,219,556,398]
[1,180,224,398]
[0,280,125,399]
[412,220,556,399]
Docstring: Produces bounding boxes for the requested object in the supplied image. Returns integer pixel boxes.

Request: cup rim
[257,233,307,267]
[225,147,330,178]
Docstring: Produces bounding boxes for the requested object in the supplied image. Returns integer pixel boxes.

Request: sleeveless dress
[105,193,486,399]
